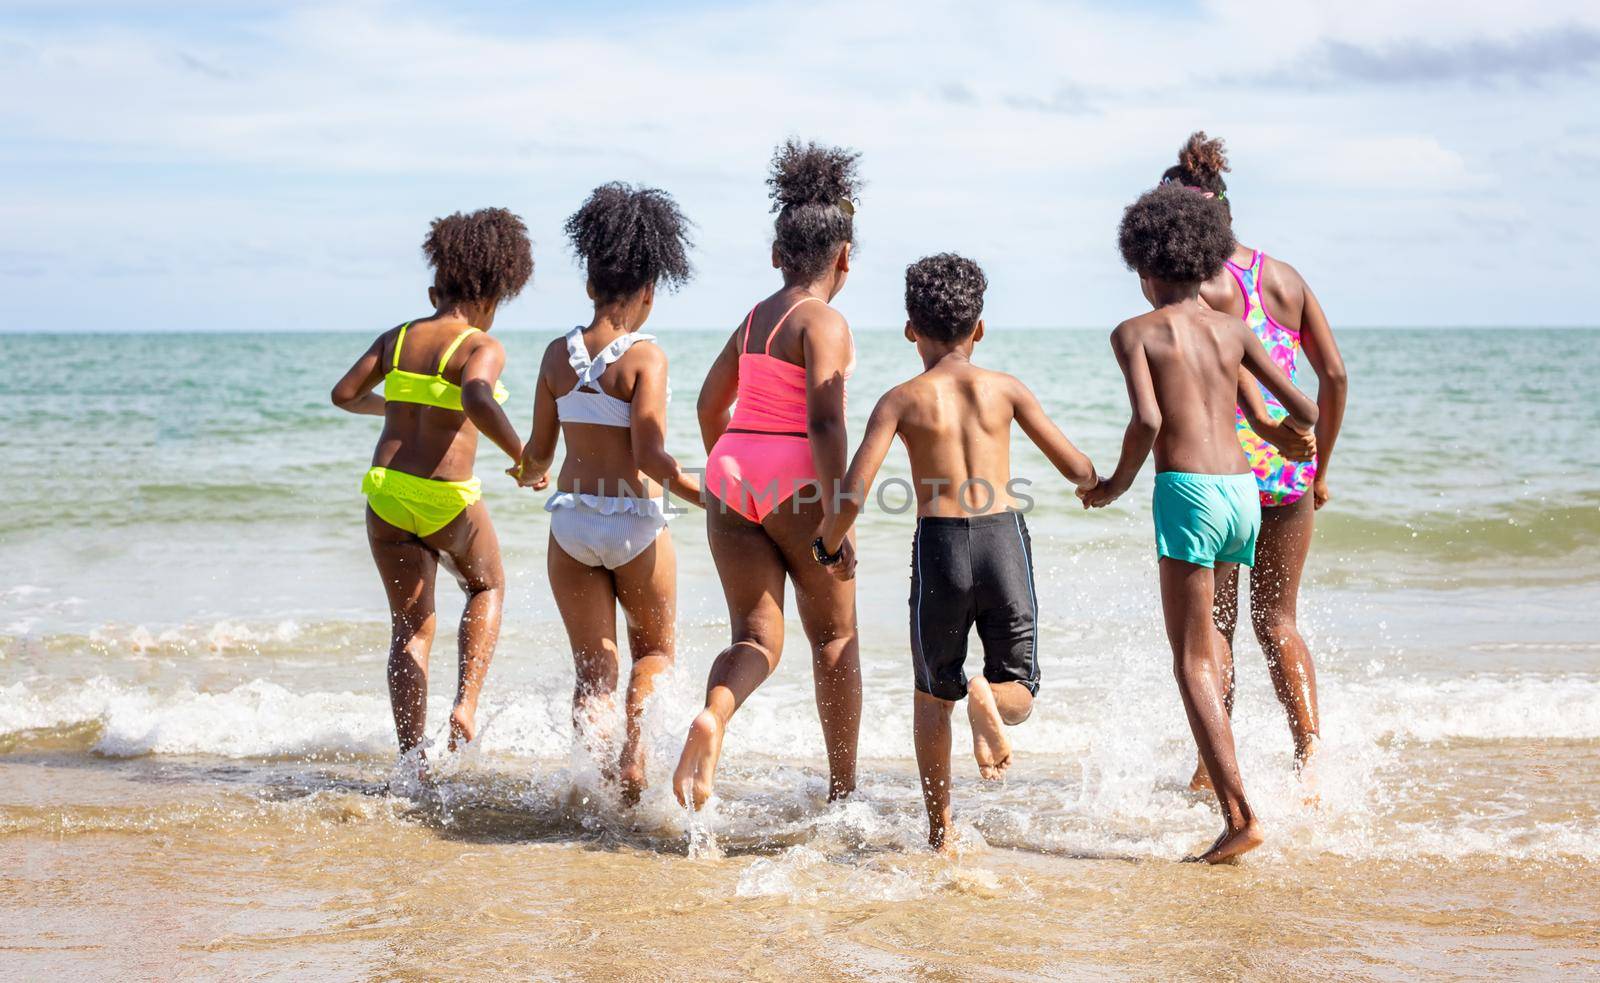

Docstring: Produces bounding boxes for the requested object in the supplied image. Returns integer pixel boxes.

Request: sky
[1,0,1597,332]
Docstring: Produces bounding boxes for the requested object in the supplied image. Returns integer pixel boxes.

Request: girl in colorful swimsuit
[514,183,703,804]
[672,140,864,810]
[331,208,533,762]
[1162,133,1350,785]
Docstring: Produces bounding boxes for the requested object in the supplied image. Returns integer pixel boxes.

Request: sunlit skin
[330,287,525,764]
[672,241,862,812]
[1190,239,1349,792]
[513,280,703,805]
[1083,275,1318,863]
[815,318,1098,850]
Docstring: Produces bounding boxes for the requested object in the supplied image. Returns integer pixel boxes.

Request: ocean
[2,327,1597,979]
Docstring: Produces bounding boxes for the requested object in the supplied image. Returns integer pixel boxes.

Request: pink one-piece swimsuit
[704,297,854,523]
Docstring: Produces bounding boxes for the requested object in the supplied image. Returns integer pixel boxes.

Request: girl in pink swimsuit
[1162,132,1350,784]
[672,139,864,811]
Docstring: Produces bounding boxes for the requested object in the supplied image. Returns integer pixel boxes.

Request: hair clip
[1161,176,1225,202]
[836,196,857,216]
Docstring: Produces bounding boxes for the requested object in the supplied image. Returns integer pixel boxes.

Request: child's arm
[817,390,903,573]
[1010,378,1097,491]
[629,346,703,508]
[1238,323,1318,431]
[330,333,387,416]
[802,311,855,528]
[460,337,523,465]
[1237,369,1316,462]
[696,332,741,454]
[1082,326,1160,508]
[511,345,560,489]
[1298,283,1347,509]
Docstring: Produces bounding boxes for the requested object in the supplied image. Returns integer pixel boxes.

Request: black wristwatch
[812,536,845,566]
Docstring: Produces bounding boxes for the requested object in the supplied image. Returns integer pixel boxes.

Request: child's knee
[1000,697,1033,726]
[1252,615,1300,651]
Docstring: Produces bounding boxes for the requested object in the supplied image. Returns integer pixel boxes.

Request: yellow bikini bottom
[361,467,481,537]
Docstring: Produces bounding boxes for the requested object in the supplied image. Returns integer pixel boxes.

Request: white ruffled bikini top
[554,326,656,428]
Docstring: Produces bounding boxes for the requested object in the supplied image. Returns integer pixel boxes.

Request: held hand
[828,537,857,581]
[506,462,549,490]
[1256,418,1316,462]
[1312,475,1330,510]
[1077,476,1121,509]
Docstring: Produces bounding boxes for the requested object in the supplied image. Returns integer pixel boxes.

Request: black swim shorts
[908,511,1040,702]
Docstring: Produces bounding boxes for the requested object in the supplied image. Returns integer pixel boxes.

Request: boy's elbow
[1134,412,1162,437]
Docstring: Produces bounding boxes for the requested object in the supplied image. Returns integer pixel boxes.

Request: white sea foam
[2,664,1597,863]
[2,664,1596,760]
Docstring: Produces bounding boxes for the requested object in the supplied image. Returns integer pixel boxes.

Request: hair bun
[767,138,862,213]
[1178,131,1230,183]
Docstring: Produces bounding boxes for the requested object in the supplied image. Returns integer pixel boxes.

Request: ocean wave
[1,666,1596,762]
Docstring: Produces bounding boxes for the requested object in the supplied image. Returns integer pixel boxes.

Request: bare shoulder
[1111,314,1153,349]
[798,301,851,346]
[1262,254,1309,306]
[975,365,1031,401]
[621,335,669,375]
[540,334,568,366]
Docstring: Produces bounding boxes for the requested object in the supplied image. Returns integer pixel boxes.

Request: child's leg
[672,507,788,810]
[1249,498,1321,773]
[1191,563,1242,791]
[968,511,1038,779]
[1159,557,1263,864]
[613,531,678,805]
[368,509,439,758]
[965,677,1022,780]
[913,690,957,851]
[429,501,506,751]
[547,533,622,763]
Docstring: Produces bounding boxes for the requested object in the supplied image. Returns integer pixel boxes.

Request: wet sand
[4,744,1598,981]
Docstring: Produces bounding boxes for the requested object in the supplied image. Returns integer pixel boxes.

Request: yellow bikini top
[383,322,509,411]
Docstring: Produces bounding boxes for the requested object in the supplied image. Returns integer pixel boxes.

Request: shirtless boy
[1080,185,1318,863]
[815,253,1098,850]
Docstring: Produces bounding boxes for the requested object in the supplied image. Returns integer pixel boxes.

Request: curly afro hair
[767,138,862,282]
[1160,130,1230,197]
[1117,184,1235,285]
[904,253,987,342]
[422,207,533,304]
[564,182,693,303]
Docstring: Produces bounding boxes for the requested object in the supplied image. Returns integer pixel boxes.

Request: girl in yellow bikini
[331,207,533,762]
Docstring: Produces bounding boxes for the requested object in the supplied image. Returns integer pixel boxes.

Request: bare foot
[618,739,648,807]
[928,823,953,854]
[1184,820,1264,864]
[1188,759,1214,793]
[448,702,477,752]
[966,678,1012,781]
[672,710,725,810]
[1295,738,1322,806]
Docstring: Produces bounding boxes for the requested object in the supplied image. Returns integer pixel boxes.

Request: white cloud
[0,0,1596,329]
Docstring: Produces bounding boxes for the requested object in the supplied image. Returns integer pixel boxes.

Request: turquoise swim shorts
[1152,471,1262,568]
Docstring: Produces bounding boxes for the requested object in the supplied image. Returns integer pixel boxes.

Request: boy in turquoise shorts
[1081,185,1318,863]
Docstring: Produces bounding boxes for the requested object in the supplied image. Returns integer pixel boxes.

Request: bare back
[889,361,1023,517]
[536,332,663,500]
[1116,304,1252,476]
[371,318,499,482]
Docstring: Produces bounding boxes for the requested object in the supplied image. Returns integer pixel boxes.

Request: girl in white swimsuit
[514,182,702,804]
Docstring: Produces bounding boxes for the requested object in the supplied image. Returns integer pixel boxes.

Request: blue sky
[2,0,1597,331]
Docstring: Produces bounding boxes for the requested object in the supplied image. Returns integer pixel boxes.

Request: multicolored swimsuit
[1228,250,1317,507]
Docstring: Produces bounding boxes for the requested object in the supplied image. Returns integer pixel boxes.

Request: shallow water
[2,328,1597,978]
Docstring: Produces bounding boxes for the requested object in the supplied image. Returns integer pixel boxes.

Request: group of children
[335,138,1321,865]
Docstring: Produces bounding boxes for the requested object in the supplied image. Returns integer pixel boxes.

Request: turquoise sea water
[1,326,1597,865]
